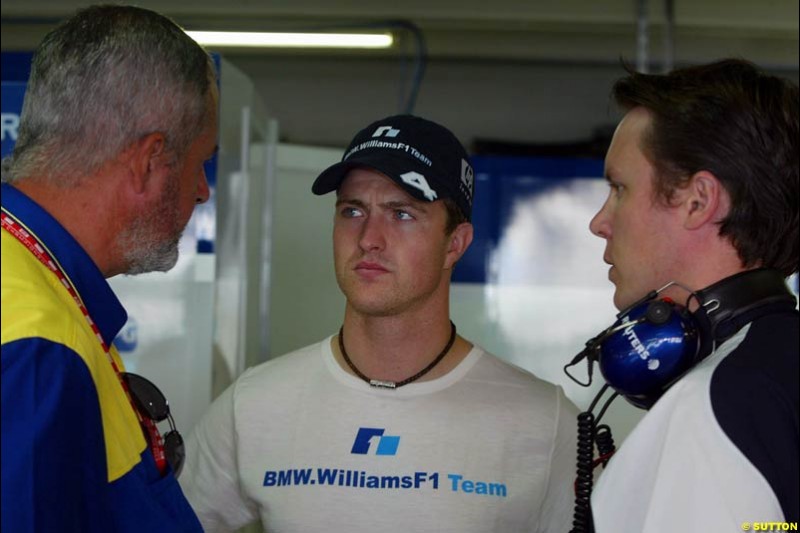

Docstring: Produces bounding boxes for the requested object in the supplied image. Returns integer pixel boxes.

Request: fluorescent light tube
[186,31,393,49]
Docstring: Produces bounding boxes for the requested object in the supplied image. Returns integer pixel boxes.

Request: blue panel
[0,52,34,82]
[455,155,605,284]
[1,83,26,158]
[205,53,222,188]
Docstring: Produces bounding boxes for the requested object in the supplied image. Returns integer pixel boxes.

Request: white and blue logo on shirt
[351,427,400,456]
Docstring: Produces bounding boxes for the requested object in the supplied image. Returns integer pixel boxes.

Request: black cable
[594,391,619,426]
[594,424,616,468]
[571,409,596,533]
[569,385,607,533]
[276,19,427,115]
[570,385,620,533]
[381,20,427,114]
[587,384,610,413]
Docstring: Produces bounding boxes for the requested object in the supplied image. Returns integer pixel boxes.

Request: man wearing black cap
[180,115,578,532]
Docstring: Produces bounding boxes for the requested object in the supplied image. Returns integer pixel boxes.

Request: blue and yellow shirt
[1,183,202,532]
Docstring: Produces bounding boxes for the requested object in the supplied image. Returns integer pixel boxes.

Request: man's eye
[396,210,414,221]
[341,207,363,218]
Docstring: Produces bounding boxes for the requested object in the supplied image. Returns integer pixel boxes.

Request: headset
[564,268,797,533]
[565,267,796,408]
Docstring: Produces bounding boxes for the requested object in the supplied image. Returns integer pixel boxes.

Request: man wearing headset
[587,59,798,532]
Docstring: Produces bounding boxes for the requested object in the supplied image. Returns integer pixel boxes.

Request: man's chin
[344,293,405,318]
[124,238,180,275]
[613,289,632,312]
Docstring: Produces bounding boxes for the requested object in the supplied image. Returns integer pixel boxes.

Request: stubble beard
[335,261,404,318]
[119,176,184,275]
[337,266,445,319]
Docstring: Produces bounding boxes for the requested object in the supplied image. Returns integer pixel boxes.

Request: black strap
[695,268,797,345]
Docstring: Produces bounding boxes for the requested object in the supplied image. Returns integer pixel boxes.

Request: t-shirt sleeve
[536,385,580,533]
[180,380,259,532]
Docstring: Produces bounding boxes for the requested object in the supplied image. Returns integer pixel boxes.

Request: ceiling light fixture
[186,31,393,49]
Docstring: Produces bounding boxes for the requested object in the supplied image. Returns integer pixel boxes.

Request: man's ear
[126,132,168,195]
[444,222,474,269]
[681,170,728,230]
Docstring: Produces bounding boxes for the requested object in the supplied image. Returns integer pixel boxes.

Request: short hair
[612,59,799,276]
[2,5,216,186]
[443,197,468,235]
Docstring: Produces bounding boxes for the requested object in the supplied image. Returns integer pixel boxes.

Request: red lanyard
[1,209,168,474]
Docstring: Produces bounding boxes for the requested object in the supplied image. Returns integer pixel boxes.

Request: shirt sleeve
[1,337,115,532]
[536,385,580,533]
[710,320,799,523]
[180,379,259,532]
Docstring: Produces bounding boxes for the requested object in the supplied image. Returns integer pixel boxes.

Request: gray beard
[119,177,184,275]
[122,230,181,275]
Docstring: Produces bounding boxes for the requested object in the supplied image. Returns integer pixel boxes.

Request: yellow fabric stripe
[1,231,147,482]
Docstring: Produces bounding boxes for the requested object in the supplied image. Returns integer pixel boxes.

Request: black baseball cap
[312,115,475,221]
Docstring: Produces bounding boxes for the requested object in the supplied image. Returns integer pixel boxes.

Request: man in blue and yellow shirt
[1,5,218,531]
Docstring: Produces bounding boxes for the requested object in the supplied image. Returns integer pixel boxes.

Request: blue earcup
[598,299,700,408]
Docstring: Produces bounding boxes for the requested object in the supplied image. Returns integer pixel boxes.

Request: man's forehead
[606,108,652,160]
[617,106,653,141]
[340,167,393,185]
[337,168,417,201]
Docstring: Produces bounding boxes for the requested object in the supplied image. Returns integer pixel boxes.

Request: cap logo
[460,159,474,203]
[372,126,400,138]
[400,171,438,201]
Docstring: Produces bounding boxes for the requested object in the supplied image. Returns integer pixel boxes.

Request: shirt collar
[1,182,128,347]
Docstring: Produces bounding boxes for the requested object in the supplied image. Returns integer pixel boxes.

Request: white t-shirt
[592,323,791,532]
[181,337,578,533]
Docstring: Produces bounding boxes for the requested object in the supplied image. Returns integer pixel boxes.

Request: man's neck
[334,306,473,384]
[12,178,122,278]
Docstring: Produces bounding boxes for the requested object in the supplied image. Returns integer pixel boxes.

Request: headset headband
[695,268,797,343]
